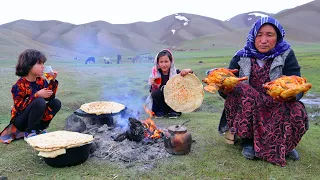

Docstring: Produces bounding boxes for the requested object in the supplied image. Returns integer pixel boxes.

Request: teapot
[164,124,192,155]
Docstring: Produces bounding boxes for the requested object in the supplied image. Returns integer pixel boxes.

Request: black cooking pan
[74,107,127,127]
[74,107,127,118]
[43,142,92,168]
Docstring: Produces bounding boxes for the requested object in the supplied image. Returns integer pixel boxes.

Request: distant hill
[0,27,83,58]
[0,0,319,57]
[274,0,320,42]
[178,0,320,49]
[0,13,233,56]
[225,11,274,29]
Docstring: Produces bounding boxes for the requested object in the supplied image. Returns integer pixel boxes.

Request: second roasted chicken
[263,75,312,99]
[202,68,248,93]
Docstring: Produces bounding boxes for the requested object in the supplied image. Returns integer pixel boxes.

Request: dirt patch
[89,124,170,164]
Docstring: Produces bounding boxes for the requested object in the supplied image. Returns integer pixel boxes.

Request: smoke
[101,74,147,131]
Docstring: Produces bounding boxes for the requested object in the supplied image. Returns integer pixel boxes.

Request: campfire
[64,100,194,170]
[64,103,171,169]
[143,118,163,140]
[142,105,163,140]
[112,105,164,144]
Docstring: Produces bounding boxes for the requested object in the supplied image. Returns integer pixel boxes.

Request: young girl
[146,49,193,118]
[0,49,61,144]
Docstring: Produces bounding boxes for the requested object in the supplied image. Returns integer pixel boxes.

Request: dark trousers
[13,98,61,132]
[151,89,174,114]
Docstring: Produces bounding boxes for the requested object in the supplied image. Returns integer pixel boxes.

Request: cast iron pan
[43,143,92,168]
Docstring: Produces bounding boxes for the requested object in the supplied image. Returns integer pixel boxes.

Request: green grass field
[0,47,319,179]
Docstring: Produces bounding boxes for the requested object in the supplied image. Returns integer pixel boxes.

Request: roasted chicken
[202,68,248,93]
[263,75,312,99]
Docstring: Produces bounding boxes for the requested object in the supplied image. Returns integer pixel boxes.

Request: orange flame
[142,118,156,132]
[143,105,154,118]
[141,118,163,139]
[151,129,163,139]
[141,106,163,139]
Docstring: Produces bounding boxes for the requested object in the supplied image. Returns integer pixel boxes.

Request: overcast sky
[0,0,314,25]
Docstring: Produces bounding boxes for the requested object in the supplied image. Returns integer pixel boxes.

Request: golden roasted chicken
[263,75,312,99]
[202,68,248,93]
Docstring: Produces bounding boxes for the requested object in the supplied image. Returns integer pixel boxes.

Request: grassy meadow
[0,47,319,180]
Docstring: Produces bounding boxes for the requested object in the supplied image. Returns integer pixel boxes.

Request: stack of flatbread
[25,131,94,158]
[80,101,125,115]
[164,74,204,113]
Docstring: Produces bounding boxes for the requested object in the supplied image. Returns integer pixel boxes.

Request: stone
[64,114,87,133]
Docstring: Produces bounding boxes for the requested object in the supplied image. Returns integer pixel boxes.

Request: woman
[0,49,61,144]
[214,17,308,166]
[146,49,193,118]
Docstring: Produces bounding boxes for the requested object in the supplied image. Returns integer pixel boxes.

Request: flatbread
[34,147,63,152]
[38,148,66,158]
[26,131,94,150]
[80,101,125,115]
[164,74,204,113]
[33,142,92,152]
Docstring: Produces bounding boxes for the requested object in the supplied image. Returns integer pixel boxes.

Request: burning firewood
[126,118,145,142]
[113,107,164,143]
[112,118,145,142]
[142,106,163,140]
[141,118,163,140]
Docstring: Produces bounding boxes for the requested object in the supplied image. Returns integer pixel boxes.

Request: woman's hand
[36,88,53,98]
[180,69,193,77]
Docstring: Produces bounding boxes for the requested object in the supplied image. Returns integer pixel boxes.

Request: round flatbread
[80,101,125,115]
[164,74,204,113]
[38,148,66,158]
[26,130,94,150]
[33,147,64,152]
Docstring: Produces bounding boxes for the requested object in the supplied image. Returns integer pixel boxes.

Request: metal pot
[164,125,192,155]
[43,143,92,168]
[74,108,127,127]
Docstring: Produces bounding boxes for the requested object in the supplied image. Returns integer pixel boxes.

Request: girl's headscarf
[148,49,177,88]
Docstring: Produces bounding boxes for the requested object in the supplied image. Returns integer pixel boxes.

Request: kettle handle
[165,132,175,148]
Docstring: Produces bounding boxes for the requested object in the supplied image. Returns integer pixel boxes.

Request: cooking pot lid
[168,125,187,132]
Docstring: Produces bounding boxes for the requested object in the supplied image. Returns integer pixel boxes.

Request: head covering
[235,16,290,60]
[145,49,177,110]
[148,49,177,87]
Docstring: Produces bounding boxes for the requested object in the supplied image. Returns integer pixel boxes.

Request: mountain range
[0,0,319,57]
